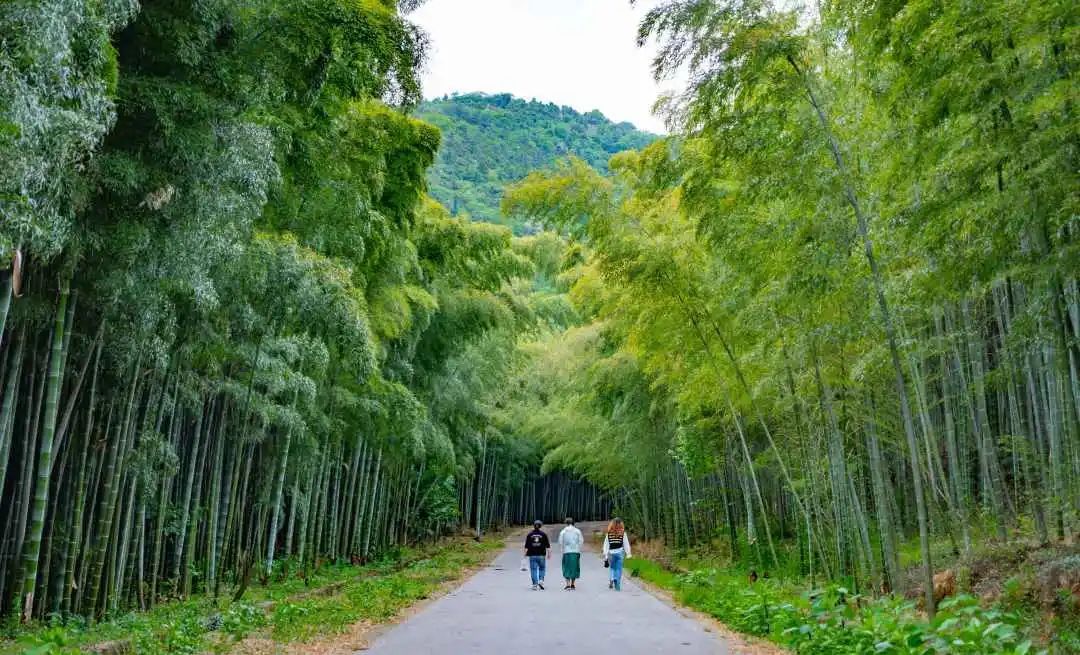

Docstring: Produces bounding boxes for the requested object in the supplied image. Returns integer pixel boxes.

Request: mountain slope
[416,93,656,231]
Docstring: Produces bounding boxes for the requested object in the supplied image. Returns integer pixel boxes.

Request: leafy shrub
[152,617,204,655]
[1001,573,1038,610]
[22,627,80,655]
[221,602,266,642]
[270,602,311,637]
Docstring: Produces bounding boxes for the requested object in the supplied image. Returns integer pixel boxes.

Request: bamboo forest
[0,1,1078,654]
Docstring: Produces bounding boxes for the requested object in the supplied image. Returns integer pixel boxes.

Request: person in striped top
[601,517,631,591]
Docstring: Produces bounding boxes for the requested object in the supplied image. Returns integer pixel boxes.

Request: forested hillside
[416,93,655,231]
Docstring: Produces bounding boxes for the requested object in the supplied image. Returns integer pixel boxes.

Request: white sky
[410,0,676,134]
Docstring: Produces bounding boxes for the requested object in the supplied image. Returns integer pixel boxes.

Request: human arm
[543,532,552,559]
[602,534,610,558]
[624,533,631,559]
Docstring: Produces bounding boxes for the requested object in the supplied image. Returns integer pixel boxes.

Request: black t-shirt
[524,529,550,556]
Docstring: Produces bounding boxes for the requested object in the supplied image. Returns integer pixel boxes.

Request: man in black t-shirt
[523,520,551,590]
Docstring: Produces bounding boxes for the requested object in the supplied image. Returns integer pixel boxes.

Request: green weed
[629,557,1050,655]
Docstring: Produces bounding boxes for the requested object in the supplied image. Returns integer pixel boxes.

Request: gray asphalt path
[362,523,732,654]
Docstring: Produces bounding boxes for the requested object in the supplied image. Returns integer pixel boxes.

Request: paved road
[362,523,732,654]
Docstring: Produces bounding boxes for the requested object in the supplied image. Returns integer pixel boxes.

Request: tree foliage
[0,0,604,626]
[416,93,655,232]
[501,0,1078,640]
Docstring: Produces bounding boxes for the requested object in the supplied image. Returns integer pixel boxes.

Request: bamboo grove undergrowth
[0,0,606,625]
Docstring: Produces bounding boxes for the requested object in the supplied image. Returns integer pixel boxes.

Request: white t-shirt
[557,525,584,554]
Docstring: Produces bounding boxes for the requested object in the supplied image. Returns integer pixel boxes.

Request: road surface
[361,523,733,654]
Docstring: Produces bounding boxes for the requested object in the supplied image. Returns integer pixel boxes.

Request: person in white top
[557,517,584,590]
[602,517,631,591]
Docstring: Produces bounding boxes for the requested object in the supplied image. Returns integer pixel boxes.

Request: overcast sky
[410,0,676,134]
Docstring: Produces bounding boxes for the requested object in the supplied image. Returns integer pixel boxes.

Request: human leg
[529,555,542,587]
[610,551,624,591]
[565,552,580,584]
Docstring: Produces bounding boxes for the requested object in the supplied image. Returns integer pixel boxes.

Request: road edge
[354,529,521,651]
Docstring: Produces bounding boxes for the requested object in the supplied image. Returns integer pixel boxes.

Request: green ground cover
[3,537,502,655]
[626,554,1078,655]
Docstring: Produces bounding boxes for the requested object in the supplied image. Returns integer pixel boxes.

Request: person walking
[557,517,584,590]
[602,517,631,591]
[523,520,551,590]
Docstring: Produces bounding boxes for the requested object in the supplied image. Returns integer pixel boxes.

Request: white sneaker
[531,584,537,591]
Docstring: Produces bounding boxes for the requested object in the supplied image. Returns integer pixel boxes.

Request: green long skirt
[561,552,581,580]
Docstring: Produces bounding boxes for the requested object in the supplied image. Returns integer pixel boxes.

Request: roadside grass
[1,537,503,655]
[626,553,1072,654]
